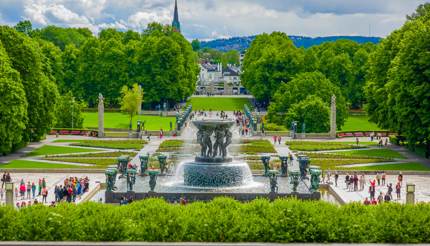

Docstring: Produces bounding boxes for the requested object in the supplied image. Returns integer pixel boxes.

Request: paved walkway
[327,174,430,204]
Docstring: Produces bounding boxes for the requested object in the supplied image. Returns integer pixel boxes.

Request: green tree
[120,84,143,130]
[267,71,347,129]
[285,95,330,133]
[365,5,430,157]
[55,91,84,129]
[191,39,200,51]
[62,44,80,94]
[32,26,92,50]
[0,26,59,142]
[14,20,32,36]
[242,32,304,104]
[0,41,28,154]
[221,50,240,67]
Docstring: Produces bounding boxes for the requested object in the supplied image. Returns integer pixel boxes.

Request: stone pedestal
[5,182,14,206]
[330,95,336,139]
[98,93,104,138]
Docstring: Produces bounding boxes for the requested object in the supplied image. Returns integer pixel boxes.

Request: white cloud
[0,0,427,39]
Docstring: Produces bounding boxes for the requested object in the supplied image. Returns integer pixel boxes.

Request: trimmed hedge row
[1,198,429,242]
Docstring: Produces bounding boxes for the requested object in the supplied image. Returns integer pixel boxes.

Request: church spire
[172,0,181,33]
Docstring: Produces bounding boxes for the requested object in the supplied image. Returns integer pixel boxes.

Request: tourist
[396,182,401,200]
[371,198,378,205]
[356,137,359,146]
[363,197,371,205]
[334,172,339,187]
[26,181,31,199]
[345,174,350,190]
[369,183,376,200]
[353,174,358,191]
[387,183,393,199]
[38,179,42,196]
[377,192,384,204]
[376,173,381,186]
[384,193,391,203]
[41,187,48,203]
[159,128,164,139]
[381,172,386,186]
[278,136,282,145]
[384,138,389,146]
[359,174,365,191]
[19,179,26,199]
[273,135,277,144]
[398,172,403,184]
[31,182,36,199]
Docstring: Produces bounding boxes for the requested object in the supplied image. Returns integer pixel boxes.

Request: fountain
[182,120,253,187]
[105,118,320,203]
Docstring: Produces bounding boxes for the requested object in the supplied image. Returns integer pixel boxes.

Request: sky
[0,0,426,40]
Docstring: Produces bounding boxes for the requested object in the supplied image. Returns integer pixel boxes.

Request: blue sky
[0,0,425,39]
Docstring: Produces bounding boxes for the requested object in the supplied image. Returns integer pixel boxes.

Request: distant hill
[200,35,381,52]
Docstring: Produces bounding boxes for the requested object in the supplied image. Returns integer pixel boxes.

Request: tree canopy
[365,3,430,156]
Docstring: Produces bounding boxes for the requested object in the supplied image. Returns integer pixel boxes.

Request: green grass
[331,149,406,159]
[52,139,86,143]
[286,141,368,151]
[44,158,117,168]
[240,140,276,154]
[341,115,382,131]
[187,97,251,111]
[26,145,103,157]
[0,160,83,169]
[71,140,147,150]
[342,162,430,171]
[83,112,176,130]
[157,140,184,152]
[63,151,137,158]
[311,158,391,170]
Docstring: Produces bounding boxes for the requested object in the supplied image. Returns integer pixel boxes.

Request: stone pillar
[98,93,104,138]
[330,95,336,139]
[5,182,14,206]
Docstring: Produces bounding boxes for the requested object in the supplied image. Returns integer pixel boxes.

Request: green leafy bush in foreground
[1,198,429,243]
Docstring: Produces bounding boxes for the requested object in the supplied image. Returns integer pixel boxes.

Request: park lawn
[0,160,83,169]
[188,97,251,111]
[83,112,176,130]
[341,115,382,131]
[240,140,277,154]
[71,140,147,150]
[331,149,406,159]
[157,140,184,152]
[52,139,86,143]
[286,141,367,151]
[26,145,103,157]
[341,162,430,171]
[44,157,117,168]
[63,151,137,158]
[311,158,392,170]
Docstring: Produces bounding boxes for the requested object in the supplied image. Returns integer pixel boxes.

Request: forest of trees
[242,4,429,156]
[0,22,198,155]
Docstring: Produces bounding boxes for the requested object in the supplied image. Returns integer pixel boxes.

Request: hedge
[1,198,429,243]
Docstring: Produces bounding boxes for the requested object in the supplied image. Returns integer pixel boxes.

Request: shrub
[1,198,430,243]
[264,123,287,131]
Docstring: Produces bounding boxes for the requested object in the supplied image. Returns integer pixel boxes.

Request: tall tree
[0,41,28,154]
[267,71,347,129]
[242,32,305,104]
[14,20,32,36]
[365,5,430,157]
[120,84,143,130]
[0,26,59,142]
[55,91,84,129]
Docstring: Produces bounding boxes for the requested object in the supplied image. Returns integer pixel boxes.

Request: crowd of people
[54,176,90,203]
[323,171,405,205]
[234,111,253,136]
[0,172,91,208]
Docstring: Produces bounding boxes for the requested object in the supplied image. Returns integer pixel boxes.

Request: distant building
[172,0,181,33]
[196,62,245,95]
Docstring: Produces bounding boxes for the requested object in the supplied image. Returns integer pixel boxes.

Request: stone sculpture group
[197,125,232,159]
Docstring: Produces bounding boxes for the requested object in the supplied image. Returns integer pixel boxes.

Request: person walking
[273,135,277,144]
[382,172,386,186]
[376,173,381,186]
[26,181,31,199]
[278,136,282,145]
[19,179,26,200]
[396,182,401,200]
[334,172,339,187]
[31,182,36,199]
[38,179,42,196]
[41,187,48,203]
[387,183,393,199]
[359,174,366,191]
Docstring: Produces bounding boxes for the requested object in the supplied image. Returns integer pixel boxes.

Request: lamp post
[406,183,415,204]
[5,182,14,206]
